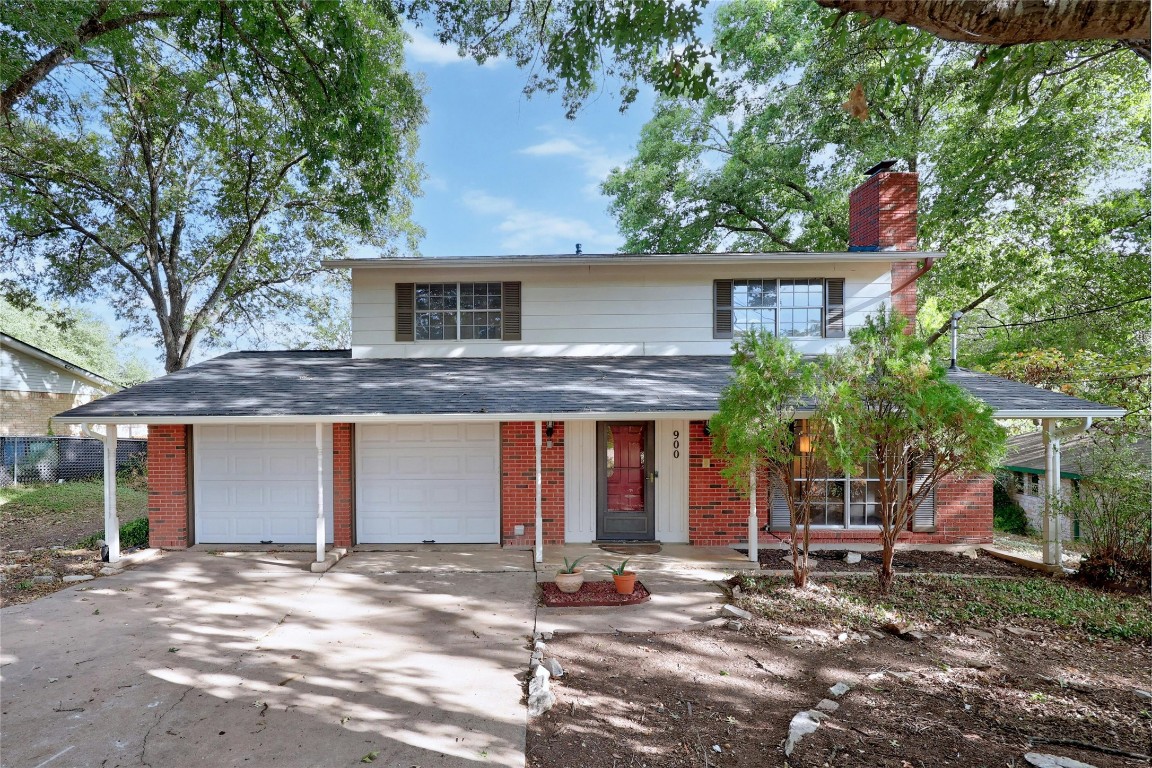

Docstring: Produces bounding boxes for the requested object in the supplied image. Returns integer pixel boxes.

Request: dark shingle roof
[942,368,1124,418]
[1003,431,1150,477]
[54,352,1126,422]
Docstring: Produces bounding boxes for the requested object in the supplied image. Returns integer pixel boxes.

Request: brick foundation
[500,421,565,547]
[148,424,190,549]
[332,423,355,548]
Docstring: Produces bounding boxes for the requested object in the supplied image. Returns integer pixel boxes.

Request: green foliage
[989,349,1150,424]
[737,573,1152,642]
[604,0,1148,380]
[608,559,630,576]
[558,555,587,574]
[822,311,1006,591]
[119,517,149,549]
[992,471,1030,535]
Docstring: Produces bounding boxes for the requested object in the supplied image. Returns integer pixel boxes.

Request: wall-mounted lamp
[798,434,812,454]
[703,422,712,437]
[545,421,555,448]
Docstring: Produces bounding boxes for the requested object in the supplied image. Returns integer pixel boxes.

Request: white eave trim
[322,251,946,269]
[0,333,120,391]
[52,406,1125,425]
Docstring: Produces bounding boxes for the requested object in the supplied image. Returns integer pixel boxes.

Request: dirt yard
[527,574,1152,768]
[0,480,147,606]
[749,547,1033,576]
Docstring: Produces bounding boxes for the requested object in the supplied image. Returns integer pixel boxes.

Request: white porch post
[534,420,543,563]
[315,422,325,565]
[748,470,758,563]
[103,424,120,563]
[1042,418,1062,567]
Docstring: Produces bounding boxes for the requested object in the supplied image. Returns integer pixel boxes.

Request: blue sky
[402,27,656,257]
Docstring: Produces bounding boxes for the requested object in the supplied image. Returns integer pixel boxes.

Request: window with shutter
[824,278,845,338]
[395,283,415,342]
[769,479,791,531]
[714,280,733,339]
[502,281,521,340]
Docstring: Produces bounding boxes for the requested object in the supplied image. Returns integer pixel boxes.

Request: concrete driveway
[0,550,537,768]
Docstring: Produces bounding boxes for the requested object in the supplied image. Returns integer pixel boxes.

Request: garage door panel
[357,422,499,544]
[195,425,333,545]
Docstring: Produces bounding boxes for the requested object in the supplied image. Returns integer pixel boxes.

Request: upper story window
[395,281,521,342]
[715,278,844,340]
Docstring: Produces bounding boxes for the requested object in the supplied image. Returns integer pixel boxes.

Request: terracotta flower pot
[555,568,585,594]
[612,571,637,595]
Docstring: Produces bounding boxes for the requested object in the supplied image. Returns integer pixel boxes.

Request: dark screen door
[596,422,655,540]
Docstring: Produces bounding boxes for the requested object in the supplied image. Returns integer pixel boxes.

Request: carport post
[315,422,325,565]
[534,420,543,563]
[748,470,758,563]
[103,424,120,563]
[1042,418,1062,567]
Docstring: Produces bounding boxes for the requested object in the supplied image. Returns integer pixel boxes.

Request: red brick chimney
[848,166,920,328]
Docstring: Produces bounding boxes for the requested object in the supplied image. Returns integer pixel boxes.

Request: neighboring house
[0,332,120,437]
[1002,430,1150,540]
[56,169,1122,553]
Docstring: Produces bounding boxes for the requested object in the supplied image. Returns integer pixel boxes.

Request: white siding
[654,419,690,542]
[350,262,892,358]
[0,346,108,396]
[563,420,597,543]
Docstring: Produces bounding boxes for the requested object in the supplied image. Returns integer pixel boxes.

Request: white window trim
[414,282,503,342]
[732,278,826,339]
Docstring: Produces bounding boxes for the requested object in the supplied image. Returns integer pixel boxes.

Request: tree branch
[975,295,1151,331]
[923,280,1008,346]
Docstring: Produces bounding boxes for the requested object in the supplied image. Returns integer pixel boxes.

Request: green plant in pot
[555,556,588,594]
[609,559,636,595]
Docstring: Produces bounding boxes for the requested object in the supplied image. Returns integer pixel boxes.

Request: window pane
[778,279,824,337]
[460,311,501,339]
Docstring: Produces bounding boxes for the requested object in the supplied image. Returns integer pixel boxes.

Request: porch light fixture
[546,421,554,448]
[798,434,812,454]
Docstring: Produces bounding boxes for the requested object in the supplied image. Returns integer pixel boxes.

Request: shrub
[77,516,150,550]
[993,470,1030,534]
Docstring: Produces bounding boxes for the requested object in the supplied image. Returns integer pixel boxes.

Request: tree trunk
[878,544,896,594]
[816,0,1150,58]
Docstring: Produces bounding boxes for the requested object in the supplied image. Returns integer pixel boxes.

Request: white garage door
[194,425,333,544]
[357,423,500,544]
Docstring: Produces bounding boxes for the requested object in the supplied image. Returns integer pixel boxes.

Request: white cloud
[519,138,585,157]
[405,27,504,68]
[461,190,618,253]
[517,132,629,200]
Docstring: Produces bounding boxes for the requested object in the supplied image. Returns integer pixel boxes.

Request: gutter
[891,256,934,296]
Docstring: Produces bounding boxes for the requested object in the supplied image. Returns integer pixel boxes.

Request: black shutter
[395,283,414,342]
[714,279,733,339]
[911,455,936,532]
[502,281,521,340]
[769,478,791,531]
[824,278,845,338]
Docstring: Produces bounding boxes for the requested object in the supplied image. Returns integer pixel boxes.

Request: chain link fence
[0,436,147,487]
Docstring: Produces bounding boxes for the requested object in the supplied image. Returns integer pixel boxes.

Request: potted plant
[555,556,588,593]
[609,559,637,595]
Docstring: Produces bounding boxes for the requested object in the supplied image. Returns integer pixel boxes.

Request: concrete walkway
[0,549,536,768]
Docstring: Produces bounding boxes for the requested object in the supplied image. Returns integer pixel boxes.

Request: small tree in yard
[709,329,835,588]
[1054,429,1151,590]
[823,311,1006,594]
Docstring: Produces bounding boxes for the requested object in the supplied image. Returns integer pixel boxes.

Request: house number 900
[672,430,680,459]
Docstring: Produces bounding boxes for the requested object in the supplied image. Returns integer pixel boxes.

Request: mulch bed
[746,548,1037,577]
[540,580,651,607]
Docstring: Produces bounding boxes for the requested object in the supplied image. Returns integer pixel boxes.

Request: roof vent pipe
[949,311,963,369]
[575,243,582,255]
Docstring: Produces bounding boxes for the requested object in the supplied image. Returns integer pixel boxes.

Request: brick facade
[687,421,752,546]
[500,421,565,547]
[848,171,918,252]
[147,424,191,549]
[332,423,355,548]
[1,390,95,436]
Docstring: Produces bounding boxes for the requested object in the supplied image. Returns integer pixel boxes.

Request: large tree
[603,0,1148,394]
[2,1,717,371]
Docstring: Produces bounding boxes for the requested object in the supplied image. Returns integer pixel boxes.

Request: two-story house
[57,169,1122,563]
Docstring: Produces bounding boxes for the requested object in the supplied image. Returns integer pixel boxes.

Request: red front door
[597,421,655,540]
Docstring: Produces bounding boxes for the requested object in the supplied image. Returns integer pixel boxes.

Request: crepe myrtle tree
[709,329,837,588]
[822,310,1006,593]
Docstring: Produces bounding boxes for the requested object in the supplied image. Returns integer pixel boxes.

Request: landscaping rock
[541,631,553,641]
[99,567,119,576]
[527,688,556,717]
[529,664,550,694]
[828,681,852,698]
[1135,689,1152,700]
[62,575,94,583]
[966,628,995,640]
[542,658,564,678]
[784,710,824,756]
[843,552,862,564]
[32,575,56,584]
[778,635,808,644]
[1024,753,1098,768]
[726,620,743,631]
[1006,626,1039,638]
[881,621,909,636]
[902,630,927,642]
[721,604,752,621]
[814,699,839,713]
[534,640,547,652]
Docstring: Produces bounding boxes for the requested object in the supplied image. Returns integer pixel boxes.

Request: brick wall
[501,421,565,547]
[1,390,95,436]
[932,472,994,545]
[848,171,918,251]
[687,421,751,546]
[148,424,190,549]
[332,423,355,548]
